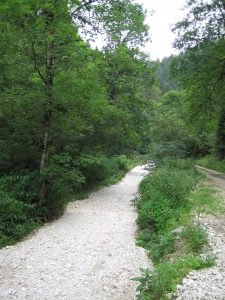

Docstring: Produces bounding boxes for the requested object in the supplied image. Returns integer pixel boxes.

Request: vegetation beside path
[0,155,137,249]
[133,158,224,300]
[196,155,225,174]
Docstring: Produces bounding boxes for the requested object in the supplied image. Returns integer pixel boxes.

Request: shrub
[0,169,40,203]
[136,195,176,231]
[134,159,215,299]
[148,233,176,264]
[0,191,37,247]
[138,167,199,209]
[135,164,199,234]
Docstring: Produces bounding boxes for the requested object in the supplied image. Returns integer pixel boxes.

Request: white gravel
[174,168,225,300]
[175,216,225,300]
[0,165,152,300]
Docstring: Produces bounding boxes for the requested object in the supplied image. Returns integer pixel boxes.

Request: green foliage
[75,154,131,186]
[0,153,137,247]
[216,106,225,160]
[148,141,189,159]
[180,223,208,254]
[190,182,225,215]
[0,0,157,243]
[132,268,152,299]
[148,233,176,264]
[171,0,225,160]
[134,161,204,245]
[148,89,206,159]
[93,1,149,49]
[134,159,217,299]
[136,162,202,209]
[196,155,225,173]
[135,160,204,232]
[136,195,178,232]
[0,170,40,203]
[0,191,37,247]
[156,55,178,94]
[133,255,215,300]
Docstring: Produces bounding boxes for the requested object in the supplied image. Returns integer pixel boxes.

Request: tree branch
[70,0,97,18]
[31,41,47,84]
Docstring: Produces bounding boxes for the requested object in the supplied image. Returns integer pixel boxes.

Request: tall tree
[0,0,150,202]
[171,0,225,158]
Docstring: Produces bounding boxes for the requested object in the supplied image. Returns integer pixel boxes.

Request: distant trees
[171,0,225,160]
[156,55,178,94]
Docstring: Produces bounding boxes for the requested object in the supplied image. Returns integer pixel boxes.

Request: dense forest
[1,0,225,247]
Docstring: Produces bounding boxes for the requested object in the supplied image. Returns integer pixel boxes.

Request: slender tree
[171,0,225,158]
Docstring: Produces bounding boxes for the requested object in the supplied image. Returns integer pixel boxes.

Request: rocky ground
[175,167,225,300]
[0,166,152,300]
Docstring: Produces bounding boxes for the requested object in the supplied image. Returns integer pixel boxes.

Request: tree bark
[36,4,55,203]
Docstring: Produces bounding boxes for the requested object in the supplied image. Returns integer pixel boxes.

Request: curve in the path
[196,165,225,194]
[0,166,151,300]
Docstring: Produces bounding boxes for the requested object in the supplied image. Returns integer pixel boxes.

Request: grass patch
[132,255,215,300]
[190,184,224,215]
[196,155,225,173]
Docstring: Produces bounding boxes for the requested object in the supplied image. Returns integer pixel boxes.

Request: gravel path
[0,165,152,300]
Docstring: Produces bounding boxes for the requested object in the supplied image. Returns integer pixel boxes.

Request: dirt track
[197,166,225,195]
[196,166,225,237]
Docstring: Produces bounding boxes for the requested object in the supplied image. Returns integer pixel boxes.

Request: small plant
[180,223,208,253]
[149,233,176,264]
[133,255,215,300]
[132,268,153,299]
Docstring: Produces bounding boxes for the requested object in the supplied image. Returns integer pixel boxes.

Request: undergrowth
[0,154,138,248]
[133,158,219,299]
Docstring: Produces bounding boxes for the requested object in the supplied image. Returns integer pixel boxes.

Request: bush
[134,161,202,234]
[137,169,195,211]
[43,163,85,213]
[136,195,177,231]
[0,191,37,247]
[75,154,133,186]
[0,169,40,203]
[148,233,176,264]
